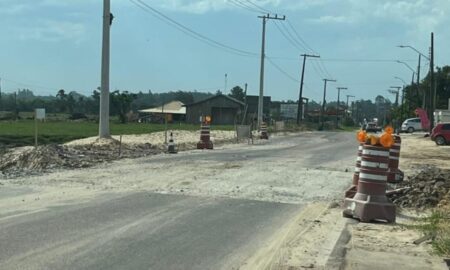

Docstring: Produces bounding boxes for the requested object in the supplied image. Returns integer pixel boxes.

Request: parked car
[364,122,382,133]
[431,123,450,145]
[401,118,422,133]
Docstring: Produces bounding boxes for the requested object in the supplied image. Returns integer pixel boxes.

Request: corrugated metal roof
[139,101,186,114]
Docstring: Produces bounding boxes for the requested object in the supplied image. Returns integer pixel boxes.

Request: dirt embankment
[0,130,236,178]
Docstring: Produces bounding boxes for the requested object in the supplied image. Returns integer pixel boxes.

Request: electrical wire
[131,0,258,57]
[266,57,299,83]
[229,0,264,14]
[243,0,272,13]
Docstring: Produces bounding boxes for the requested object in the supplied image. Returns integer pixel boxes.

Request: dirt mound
[388,167,450,208]
[0,145,71,176]
[0,143,160,178]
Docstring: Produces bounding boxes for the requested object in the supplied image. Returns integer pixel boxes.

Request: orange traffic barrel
[343,144,396,223]
[197,122,213,149]
[387,135,404,183]
[260,122,269,140]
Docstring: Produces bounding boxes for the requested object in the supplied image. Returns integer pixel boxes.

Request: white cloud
[0,3,30,14]
[18,20,86,43]
[308,15,352,24]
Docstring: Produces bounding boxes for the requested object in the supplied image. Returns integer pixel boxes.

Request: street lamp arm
[396,60,416,73]
[398,45,430,61]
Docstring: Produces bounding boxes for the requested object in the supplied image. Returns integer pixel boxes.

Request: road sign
[35,108,45,120]
[34,108,45,147]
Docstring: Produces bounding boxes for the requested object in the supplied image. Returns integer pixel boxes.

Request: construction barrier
[345,143,363,198]
[167,132,178,154]
[387,135,404,183]
[197,122,213,149]
[343,144,396,223]
[260,122,269,140]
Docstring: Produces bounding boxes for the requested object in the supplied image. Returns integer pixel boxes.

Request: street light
[336,87,347,127]
[397,45,429,109]
[397,45,430,61]
[396,60,416,85]
[394,77,407,125]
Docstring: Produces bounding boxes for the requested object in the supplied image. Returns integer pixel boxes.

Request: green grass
[0,120,234,147]
[404,210,450,257]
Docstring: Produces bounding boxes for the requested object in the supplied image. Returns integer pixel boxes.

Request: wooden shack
[184,94,245,125]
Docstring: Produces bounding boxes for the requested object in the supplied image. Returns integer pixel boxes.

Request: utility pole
[297,54,320,124]
[336,87,347,127]
[429,32,435,131]
[389,87,401,107]
[99,0,113,138]
[242,83,248,125]
[346,95,355,114]
[0,77,2,112]
[257,14,285,129]
[320,79,337,130]
[224,73,228,93]
[389,86,401,131]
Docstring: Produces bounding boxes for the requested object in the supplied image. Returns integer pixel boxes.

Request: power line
[244,0,271,13]
[228,0,263,14]
[273,21,302,52]
[286,20,316,53]
[131,0,257,57]
[266,57,299,83]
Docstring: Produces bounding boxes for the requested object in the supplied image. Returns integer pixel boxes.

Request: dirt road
[0,132,356,269]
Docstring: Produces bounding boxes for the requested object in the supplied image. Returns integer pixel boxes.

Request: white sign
[35,108,46,120]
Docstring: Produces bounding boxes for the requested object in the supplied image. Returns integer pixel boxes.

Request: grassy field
[0,120,235,147]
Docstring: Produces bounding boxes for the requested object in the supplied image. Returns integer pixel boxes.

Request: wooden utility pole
[257,14,285,129]
[336,87,347,127]
[99,0,113,138]
[320,79,336,129]
[297,54,320,124]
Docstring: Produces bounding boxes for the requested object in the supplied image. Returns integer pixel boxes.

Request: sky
[0,0,449,103]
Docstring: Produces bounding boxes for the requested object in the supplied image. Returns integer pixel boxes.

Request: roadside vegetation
[406,208,450,257]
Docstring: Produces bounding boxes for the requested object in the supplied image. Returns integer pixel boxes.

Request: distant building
[184,94,245,125]
[280,103,298,119]
[138,100,186,123]
[244,95,271,122]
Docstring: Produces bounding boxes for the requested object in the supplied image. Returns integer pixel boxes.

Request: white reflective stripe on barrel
[356,156,362,161]
[389,156,399,160]
[355,167,360,172]
[393,143,401,147]
[359,172,387,181]
[361,161,389,169]
[362,149,390,157]
[358,146,363,150]
[389,149,400,153]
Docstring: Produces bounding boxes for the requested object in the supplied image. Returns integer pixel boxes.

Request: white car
[401,117,422,133]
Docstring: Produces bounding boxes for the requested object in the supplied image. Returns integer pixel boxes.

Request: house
[138,100,186,123]
[244,95,271,123]
[184,94,245,125]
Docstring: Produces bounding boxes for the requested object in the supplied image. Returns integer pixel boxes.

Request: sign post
[34,108,45,148]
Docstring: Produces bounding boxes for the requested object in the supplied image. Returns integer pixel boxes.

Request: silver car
[401,117,422,133]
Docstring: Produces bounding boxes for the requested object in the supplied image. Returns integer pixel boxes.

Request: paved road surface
[0,131,357,270]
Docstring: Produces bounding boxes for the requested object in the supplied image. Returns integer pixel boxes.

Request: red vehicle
[431,123,450,145]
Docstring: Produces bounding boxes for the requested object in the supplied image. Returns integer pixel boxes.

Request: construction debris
[0,131,238,179]
[388,167,450,208]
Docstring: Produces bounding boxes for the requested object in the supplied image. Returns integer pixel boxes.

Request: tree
[228,86,245,102]
[110,90,136,123]
[56,89,67,113]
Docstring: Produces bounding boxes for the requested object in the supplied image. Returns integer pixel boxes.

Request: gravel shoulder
[341,133,450,270]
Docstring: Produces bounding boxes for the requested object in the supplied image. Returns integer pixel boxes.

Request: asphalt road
[0,131,357,270]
